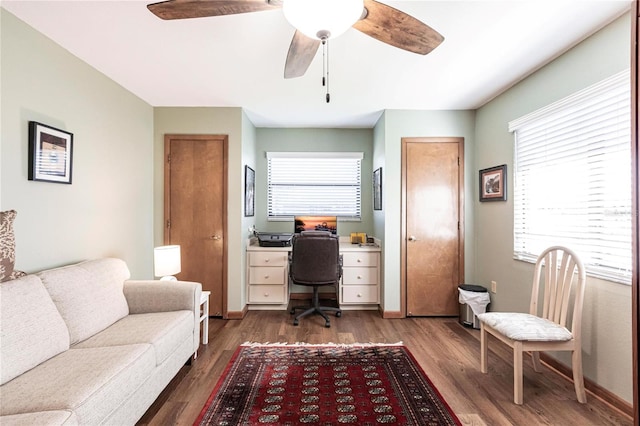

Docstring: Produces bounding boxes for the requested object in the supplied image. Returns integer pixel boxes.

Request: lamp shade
[154,245,181,278]
[283,0,364,40]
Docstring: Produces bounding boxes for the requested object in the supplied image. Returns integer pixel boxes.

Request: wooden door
[164,134,227,317]
[402,137,464,316]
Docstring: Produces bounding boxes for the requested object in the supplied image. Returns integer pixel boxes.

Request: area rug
[194,343,461,425]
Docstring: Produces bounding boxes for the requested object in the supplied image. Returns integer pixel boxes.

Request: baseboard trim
[381,309,403,319]
[226,305,247,320]
[540,353,633,418]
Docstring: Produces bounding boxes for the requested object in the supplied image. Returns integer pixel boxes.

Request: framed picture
[28,121,73,184]
[244,165,255,217]
[479,164,507,202]
[373,167,382,210]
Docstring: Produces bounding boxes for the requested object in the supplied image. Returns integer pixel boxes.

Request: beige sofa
[0,258,202,425]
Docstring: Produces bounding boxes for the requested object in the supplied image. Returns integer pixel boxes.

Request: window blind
[267,152,363,219]
[509,70,631,284]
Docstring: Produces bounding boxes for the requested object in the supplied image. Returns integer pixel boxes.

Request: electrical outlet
[491,280,497,293]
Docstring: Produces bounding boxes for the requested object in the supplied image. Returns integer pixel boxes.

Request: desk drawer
[248,285,286,304]
[249,252,288,267]
[342,252,378,267]
[342,285,379,304]
[249,267,286,285]
[342,267,378,285]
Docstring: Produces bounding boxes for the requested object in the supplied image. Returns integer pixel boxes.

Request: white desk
[246,237,381,309]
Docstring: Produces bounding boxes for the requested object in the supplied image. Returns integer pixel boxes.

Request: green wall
[1,9,154,278]
[374,110,477,313]
[153,107,251,311]
[474,13,632,402]
[253,128,374,236]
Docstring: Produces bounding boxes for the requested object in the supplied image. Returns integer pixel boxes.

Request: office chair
[477,246,587,404]
[289,231,342,327]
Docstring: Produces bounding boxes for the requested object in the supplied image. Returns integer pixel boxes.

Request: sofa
[0,257,202,425]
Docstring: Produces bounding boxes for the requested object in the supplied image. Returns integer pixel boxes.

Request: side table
[200,290,210,345]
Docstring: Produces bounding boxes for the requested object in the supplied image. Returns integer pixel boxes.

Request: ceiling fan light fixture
[283,0,364,40]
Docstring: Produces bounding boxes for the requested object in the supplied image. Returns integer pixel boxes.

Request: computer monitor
[294,216,337,235]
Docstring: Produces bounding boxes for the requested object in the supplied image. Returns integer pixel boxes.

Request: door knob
[209,235,221,240]
[408,235,418,242]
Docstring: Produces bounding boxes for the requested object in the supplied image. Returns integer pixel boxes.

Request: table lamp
[154,245,181,281]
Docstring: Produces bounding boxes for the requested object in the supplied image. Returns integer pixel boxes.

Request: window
[267,152,363,219]
[509,70,631,284]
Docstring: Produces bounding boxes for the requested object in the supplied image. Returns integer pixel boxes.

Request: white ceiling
[1,0,632,128]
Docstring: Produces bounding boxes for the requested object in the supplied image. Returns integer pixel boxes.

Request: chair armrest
[123,280,202,314]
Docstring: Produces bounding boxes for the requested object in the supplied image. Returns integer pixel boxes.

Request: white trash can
[458,284,490,329]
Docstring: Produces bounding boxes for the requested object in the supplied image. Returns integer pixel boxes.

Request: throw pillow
[0,210,17,282]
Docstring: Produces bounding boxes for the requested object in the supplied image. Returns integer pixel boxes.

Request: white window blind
[267,152,363,219]
[509,70,631,284]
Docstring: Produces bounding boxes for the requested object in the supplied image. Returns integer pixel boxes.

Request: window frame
[509,70,632,285]
[266,151,363,221]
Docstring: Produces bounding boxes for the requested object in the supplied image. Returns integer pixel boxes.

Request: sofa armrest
[123,280,202,314]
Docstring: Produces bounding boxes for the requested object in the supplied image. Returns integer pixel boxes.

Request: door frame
[163,134,229,318]
[400,137,465,318]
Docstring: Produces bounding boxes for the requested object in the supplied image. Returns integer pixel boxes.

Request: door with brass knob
[402,137,464,317]
[164,134,228,318]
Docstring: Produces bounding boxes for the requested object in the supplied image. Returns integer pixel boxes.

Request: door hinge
[458,221,460,230]
[167,154,171,163]
[457,157,460,166]
[166,220,171,229]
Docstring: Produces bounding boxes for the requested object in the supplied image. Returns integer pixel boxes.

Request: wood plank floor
[137,310,632,425]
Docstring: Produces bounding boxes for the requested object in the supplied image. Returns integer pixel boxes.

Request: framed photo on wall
[373,167,382,210]
[28,121,73,184]
[479,164,507,202]
[244,165,255,217]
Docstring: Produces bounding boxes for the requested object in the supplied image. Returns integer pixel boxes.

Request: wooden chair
[477,246,587,404]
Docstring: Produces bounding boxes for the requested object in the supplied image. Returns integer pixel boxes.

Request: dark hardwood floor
[138,310,632,425]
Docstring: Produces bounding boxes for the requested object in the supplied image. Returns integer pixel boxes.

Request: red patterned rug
[194,343,461,425]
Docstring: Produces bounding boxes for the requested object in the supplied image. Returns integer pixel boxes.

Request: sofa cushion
[0,410,78,425]
[0,344,155,425]
[0,210,17,282]
[38,258,130,345]
[74,310,194,365]
[0,275,70,385]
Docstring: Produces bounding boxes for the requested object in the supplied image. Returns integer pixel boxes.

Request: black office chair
[289,231,342,327]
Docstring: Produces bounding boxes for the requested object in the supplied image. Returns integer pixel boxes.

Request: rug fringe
[240,341,403,347]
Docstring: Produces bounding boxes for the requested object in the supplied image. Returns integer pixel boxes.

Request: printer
[256,232,294,247]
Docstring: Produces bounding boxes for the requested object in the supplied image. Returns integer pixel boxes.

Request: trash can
[458,284,490,329]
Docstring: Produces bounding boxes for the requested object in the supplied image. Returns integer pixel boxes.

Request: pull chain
[321,37,330,103]
[325,39,330,103]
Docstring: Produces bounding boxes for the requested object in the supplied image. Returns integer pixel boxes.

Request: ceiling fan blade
[352,0,444,55]
[284,31,321,79]
[148,0,282,20]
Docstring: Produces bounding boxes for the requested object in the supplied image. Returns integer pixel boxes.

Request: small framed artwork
[479,164,507,202]
[373,167,382,210]
[244,165,255,217]
[28,121,73,184]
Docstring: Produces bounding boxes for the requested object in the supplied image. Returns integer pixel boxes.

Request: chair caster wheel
[336,311,342,317]
[325,322,331,328]
[290,308,295,315]
[293,320,299,326]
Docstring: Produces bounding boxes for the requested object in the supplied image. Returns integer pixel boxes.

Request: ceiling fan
[147,0,444,80]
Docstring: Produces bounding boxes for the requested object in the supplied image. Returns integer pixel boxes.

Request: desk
[246,238,381,309]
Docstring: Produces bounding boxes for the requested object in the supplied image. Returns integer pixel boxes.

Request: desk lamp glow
[154,245,181,281]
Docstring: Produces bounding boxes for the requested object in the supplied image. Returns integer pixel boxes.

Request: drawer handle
[357,293,362,297]
[264,275,270,279]
[264,258,270,263]
[357,275,362,280]
[357,258,362,263]
[264,292,269,297]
